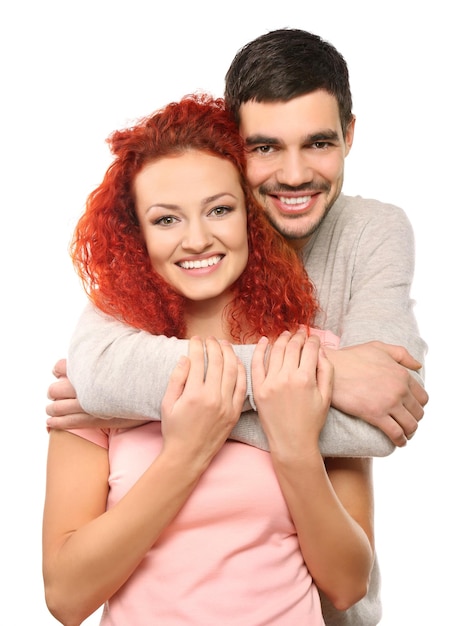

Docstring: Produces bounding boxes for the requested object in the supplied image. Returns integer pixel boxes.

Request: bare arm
[43,338,246,625]
[251,331,374,609]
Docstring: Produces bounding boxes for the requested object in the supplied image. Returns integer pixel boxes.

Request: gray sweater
[67,194,427,625]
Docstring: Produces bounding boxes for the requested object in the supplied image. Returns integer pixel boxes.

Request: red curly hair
[71,93,319,341]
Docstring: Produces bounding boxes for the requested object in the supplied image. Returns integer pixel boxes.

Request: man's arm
[48,356,396,458]
[326,342,426,447]
[67,304,190,420]
[303,196,428,446]
[65,304,275,452]
[340,202,428,443]
[52,303,423,457]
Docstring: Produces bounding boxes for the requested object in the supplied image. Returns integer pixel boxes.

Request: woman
[42,94,374,625]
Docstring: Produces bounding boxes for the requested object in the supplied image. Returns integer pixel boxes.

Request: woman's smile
[134,150,249,304]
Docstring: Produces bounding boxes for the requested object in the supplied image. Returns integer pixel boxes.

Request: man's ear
[344,115,356,156]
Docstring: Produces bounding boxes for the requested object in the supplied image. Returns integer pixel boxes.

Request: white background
[1,1,459,624]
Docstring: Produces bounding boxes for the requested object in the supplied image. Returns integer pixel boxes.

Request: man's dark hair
[224,28,353,137]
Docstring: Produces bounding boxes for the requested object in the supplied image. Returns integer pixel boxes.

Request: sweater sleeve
[67,304,269,448]
[340,202,427,375]
[67,303,395,456]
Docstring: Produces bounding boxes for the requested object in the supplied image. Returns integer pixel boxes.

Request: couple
[43,29,428,626]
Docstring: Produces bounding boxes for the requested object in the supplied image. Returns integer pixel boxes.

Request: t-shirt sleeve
[66,427,109,449]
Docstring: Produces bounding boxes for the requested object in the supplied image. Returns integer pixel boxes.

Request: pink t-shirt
[309,328,340,349]
[74,422,325,625]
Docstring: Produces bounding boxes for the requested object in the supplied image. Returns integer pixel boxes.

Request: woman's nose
[181,219,213,252]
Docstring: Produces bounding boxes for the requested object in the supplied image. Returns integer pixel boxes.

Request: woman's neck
[184,295,234,341]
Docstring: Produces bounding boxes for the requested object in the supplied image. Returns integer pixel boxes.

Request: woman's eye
[154,215,177,226]
[210,205,231,217]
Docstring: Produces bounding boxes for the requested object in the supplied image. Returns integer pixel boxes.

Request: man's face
[239,91,355,249]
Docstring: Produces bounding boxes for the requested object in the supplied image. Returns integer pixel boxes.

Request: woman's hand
[161,336,247,470]
[251,329,333,457]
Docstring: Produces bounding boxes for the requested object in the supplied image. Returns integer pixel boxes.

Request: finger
[52,358,68,378]
[46,398,83,418]
[162,355,191,413]
[46,414,102,430]
[251,336,269,388]
[219,340,241,396]
[265,330,292,373]
[185,336,207,388]
[219,340,247,414]
[389,405,420,440]
[46,415,76,430]
[233,359,247,412]
[402,390,425,423]
[315,343,334,401]
[282,327,308,371]
[409,376,429,407]
[376,416,408,448]
[46,415,147,430]
[380,343,422,371]
[381,374,426,440]
[202,337,225,388]
[298,333,321,376]
[47,378,76,401]
[371,408,420,446]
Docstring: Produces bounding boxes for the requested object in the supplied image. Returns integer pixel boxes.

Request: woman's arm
[251,330,374,609]
[273,451,374,609]
[43,338,246,625]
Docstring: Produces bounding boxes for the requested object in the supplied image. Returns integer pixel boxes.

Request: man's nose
[277,150,314,187]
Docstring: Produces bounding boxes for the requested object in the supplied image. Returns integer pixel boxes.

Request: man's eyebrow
[309,130,340,142]
[244,135,279,146]
[245,129,340,147]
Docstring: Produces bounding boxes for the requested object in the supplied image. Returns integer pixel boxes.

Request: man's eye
[254,145,274,154]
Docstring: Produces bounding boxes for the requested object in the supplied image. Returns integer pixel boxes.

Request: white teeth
[279,196,310,205]
[179,255,222,269]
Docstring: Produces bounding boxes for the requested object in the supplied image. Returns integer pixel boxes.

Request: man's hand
[46,359,147,430]
[327,341,429,447]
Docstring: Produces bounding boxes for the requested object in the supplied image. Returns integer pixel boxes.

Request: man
[47,29,428,624]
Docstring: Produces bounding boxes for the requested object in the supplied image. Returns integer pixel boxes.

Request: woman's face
[134,150,249,305]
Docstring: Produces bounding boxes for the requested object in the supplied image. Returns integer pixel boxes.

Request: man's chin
[268,213,322,243]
